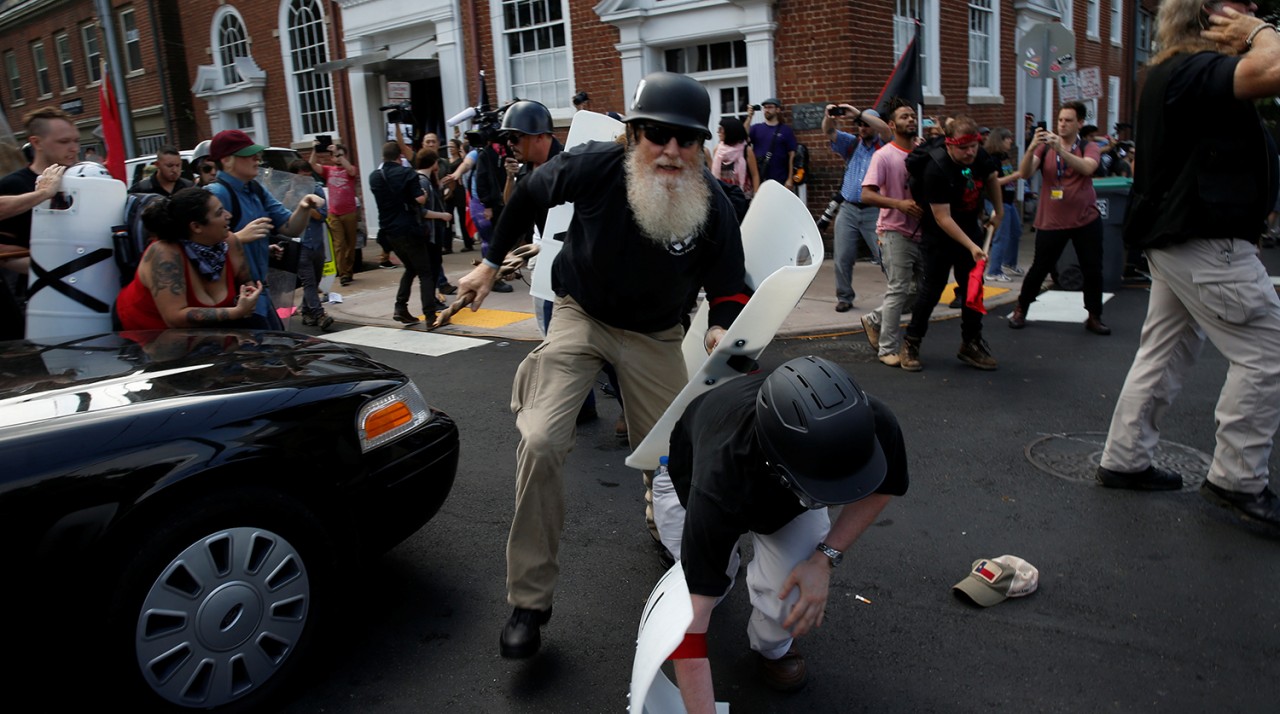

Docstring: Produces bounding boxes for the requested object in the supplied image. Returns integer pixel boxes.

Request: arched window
[284,0,336,136]
[216,10,250,86]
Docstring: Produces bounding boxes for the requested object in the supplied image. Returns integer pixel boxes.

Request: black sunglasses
[199,164,217,174]
[637,123,702,149]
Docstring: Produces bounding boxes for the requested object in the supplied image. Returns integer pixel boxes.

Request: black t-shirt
[991,151,1017,205]
[489,140,748,333]
[669,374,911,597]
[129,175,194,197]
[0,167,38,247]
[369,162,423,236]
[919,148,998,244]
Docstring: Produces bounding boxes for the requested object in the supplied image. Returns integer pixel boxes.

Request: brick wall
[0,0,169,150]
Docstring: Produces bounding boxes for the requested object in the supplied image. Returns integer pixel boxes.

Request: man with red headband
[1009,100,1110,334]
[897,116,1002,371]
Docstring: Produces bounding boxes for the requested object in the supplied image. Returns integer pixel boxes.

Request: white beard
[625,146,711,249]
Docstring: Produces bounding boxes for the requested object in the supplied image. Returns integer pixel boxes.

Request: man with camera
[455,71,749,661]
[1009,100,1109,335]
[823,103,891,313]
[745,98,798,191]
[309,137,359,285]
[369,141,434,325]
[1095,1,1280,530]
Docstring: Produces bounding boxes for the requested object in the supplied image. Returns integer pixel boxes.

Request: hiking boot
[860,314,881,350]
[878,352,901,368]
[899,338,923,372]
[834,301,852,313]
[1008,304,1027,329]
[1085,312,1112,335]
[300,313,319,327]
[500,607,552,659]
[757,648,808,692]
[957,337,998,370]
[393,308,420,324]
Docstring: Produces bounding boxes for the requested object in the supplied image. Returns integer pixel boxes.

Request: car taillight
[357,382,430,452]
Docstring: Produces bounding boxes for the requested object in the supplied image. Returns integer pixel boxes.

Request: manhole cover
[1025,432,1208,490]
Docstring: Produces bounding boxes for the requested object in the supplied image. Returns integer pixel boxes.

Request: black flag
[874,22,923,116]
[479,69,491,110]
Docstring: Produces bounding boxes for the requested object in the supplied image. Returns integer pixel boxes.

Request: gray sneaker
[957,337,998,370]
[860,314,880,351]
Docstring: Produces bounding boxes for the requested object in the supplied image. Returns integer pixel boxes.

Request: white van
[124,146,303,187]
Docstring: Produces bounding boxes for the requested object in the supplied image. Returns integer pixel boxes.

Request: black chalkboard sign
[790,103,827,132]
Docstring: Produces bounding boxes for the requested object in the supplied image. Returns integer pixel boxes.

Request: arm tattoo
[149,251,187,297]
[185,308,235,324]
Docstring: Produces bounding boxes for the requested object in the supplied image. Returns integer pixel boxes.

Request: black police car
[0,329,459,711]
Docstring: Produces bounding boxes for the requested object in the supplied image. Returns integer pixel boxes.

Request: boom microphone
[446,107,477,128]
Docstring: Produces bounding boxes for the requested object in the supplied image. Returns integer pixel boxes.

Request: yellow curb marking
[438,308,534,328]
[940,283,1012,304]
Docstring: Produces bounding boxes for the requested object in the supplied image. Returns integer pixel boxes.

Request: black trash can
[1054,177,1130,292]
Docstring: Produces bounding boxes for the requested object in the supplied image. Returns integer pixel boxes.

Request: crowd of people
[0,2,1278,709]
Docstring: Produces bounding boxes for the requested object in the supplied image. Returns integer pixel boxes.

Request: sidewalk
[321,236,1028,341]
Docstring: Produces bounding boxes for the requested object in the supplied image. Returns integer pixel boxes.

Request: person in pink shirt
[1009,101,1110,335]
[309,141,360,286]
[858,100,925,367]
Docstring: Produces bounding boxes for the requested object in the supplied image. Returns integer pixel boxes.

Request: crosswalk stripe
[326,326,490,356]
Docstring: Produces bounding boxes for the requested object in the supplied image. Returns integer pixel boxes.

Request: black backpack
[111,192,168,287]
[904,135,948,200]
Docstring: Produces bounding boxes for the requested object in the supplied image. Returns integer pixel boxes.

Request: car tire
[98,488,337,712]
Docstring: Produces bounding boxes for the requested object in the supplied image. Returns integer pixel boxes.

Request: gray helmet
[500,100,554,136]
[755,356,887,507]
[191,139,213,163]
[625,71,711,140]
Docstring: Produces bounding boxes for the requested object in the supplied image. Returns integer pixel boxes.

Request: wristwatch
[816,542,843,567]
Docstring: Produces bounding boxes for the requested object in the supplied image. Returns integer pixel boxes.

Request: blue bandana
[180,239,229,282]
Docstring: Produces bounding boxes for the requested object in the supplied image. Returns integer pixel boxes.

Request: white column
[432,10,468,126]
[347,37,381,233]
[742,22,776,124]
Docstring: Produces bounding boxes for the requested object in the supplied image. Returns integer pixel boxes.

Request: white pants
[653,470,831,659]
[1101,238,1280,493]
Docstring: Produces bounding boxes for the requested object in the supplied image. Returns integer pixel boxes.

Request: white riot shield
[626,181,824,470]
[629,563,729,713]
[530,111,626,302]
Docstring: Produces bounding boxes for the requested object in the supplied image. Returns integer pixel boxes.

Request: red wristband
[667,632,708,660]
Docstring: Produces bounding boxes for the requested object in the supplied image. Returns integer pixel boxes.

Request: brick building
[0,0,196,156]
[0,0,353,161]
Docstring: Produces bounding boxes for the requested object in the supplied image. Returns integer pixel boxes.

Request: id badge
[1050,188,1065,200]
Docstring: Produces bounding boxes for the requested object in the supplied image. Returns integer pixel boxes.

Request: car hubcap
[136,527,310,708]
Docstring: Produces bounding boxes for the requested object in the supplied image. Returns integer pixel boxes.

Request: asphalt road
[281,283,1280,714]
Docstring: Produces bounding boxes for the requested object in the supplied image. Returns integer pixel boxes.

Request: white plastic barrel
[26,168,126,339]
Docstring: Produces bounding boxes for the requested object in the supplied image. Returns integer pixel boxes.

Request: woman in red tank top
[115,188,265,330]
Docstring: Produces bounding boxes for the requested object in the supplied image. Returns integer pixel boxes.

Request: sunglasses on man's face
[199,164,217,174]
[637,123,701,149]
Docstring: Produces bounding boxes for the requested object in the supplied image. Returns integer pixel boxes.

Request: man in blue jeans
[823,104,890,313]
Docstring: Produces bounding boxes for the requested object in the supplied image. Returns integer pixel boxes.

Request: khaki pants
[507,296,687,609]
[866,230,923,356]
[1102,238,1280,493]
[327,211,359,278]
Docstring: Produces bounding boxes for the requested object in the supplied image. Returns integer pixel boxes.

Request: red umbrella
[965,225,997,314]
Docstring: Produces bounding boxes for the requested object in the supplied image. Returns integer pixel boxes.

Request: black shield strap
[28,248,115,314]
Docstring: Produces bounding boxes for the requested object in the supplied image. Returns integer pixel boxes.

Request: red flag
[98,63,126,181]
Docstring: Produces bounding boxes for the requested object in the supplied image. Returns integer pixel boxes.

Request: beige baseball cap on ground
[952,555,1039,607]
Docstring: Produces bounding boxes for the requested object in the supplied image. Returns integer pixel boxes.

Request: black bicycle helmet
[755,356,887,506]
[500,100,554,136]
[625,71,711,140]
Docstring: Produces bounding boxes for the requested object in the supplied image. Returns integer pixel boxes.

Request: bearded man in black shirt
[457,71,750,659]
